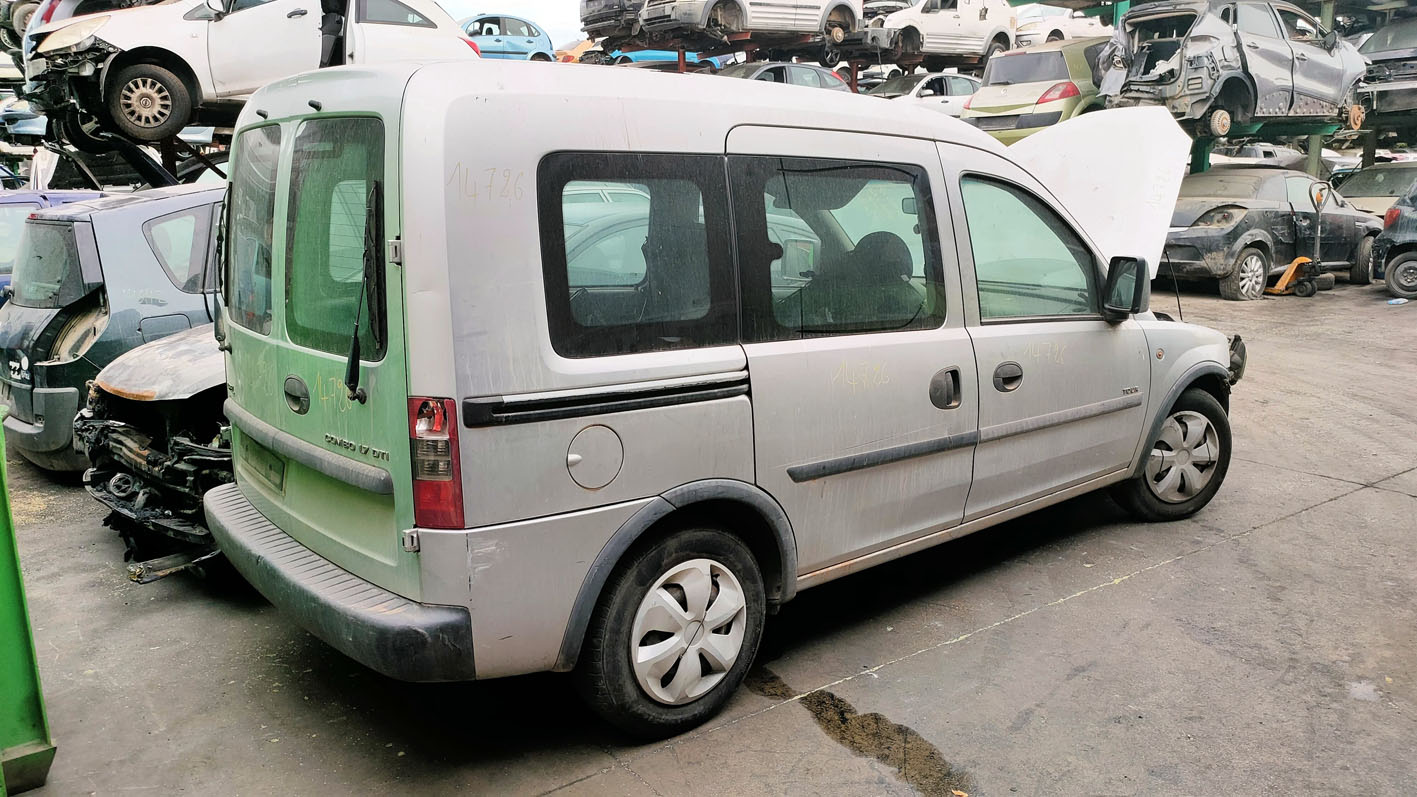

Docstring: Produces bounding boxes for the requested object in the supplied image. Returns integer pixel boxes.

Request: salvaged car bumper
[583,6,638,38]
[1161,225,1241,279]
[205,483,477,682]
[2,384,80,457]
[960,111,1063,144]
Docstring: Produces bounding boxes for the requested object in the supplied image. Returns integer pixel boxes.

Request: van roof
[240,59,1007,155]
[35,183,223,221]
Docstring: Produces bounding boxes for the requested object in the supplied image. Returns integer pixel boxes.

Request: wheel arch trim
[554,479,798,672]
[1130,362,1231,479]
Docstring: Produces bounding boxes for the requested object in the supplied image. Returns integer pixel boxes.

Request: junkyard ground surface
[12,282,1417,796]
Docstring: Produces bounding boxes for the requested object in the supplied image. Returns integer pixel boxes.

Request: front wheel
[575,527,765,738]
[1111,388,1232,522]
[106,63,192,142]
[1386,251,1417,299]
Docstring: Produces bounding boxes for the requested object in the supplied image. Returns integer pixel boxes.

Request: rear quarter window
[145,203,216,293]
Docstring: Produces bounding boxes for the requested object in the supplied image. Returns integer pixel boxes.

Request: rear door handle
[929,367,962,410]
[1246,41,1259,49]
[1295,52,1308,61]
[287,8,307,17]
[283,375,310,414]
[992,361,1023,392]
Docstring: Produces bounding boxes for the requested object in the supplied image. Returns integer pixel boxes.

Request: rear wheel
[1219,246,1267,301]
[106,63,192,142]
[1348,235,1374,284]
[576,527,765,738]
[1111,389,1231,521]
[530,52,553,62]
[1386,252,1417,299]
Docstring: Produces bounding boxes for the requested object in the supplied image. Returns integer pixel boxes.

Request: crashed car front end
[1359,56,1417,117]
[72,324,231,582]
[20,16,117,119]
[582,0,643,41]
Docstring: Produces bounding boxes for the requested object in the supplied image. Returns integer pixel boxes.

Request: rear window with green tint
[228,124,281,334]
[284,117,385,359]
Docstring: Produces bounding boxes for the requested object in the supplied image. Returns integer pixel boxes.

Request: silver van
[206,60,1245,738]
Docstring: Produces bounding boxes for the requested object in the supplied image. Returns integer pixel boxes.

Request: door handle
[992,362,1023,393]
[929,367,962,410]
[1246,41,1259,49]
[1295,52,1308,61]
[287,8,307,17]
[283,375,310,415]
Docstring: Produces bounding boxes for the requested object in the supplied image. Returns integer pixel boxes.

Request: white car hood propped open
[1009,107,1190,279]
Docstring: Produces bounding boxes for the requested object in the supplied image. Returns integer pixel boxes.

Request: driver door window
[961,176,1097,320]
[1276,9,1319,41]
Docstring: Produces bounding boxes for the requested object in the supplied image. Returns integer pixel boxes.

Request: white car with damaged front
[23,0,476,145]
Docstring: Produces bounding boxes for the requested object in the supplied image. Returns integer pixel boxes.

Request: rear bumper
[2,385,79,454]
[640,1,709,32]
[204,483,476,682]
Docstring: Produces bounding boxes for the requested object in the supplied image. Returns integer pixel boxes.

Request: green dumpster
[0,411,56,795]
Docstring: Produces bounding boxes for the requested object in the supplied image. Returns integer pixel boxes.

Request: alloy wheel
[1237,253,1266,298]
[119,77,173,129]
[1146,410,1221,504]
[630,557,747,706]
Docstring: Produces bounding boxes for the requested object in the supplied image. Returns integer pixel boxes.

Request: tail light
[1385,207,1401,229]
[962,93,972,110]
[1039,81,1080,103]
[408,397,464,529]
[463,39,481,55]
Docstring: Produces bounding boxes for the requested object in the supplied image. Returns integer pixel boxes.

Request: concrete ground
[11,281,1417,796]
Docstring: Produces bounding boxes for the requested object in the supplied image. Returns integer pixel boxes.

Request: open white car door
[1009,107,1190,279]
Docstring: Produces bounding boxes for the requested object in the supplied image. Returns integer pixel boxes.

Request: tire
[1348,235,1374,285]
[106,63,192,142]
[1218,246,1267,301]
[1046,31,1064,42]
[818,46,841,68]
[575,527,766,738]
[1386,251,1417,299]
[0,25,19,50]
[11,1,36,35]
[982,40,1006,67]
[1111,388,1232,522]
[530,52,553,62]
[1294,278,1317,297]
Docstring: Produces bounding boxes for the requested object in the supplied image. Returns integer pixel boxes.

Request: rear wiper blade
[343,179,384,404]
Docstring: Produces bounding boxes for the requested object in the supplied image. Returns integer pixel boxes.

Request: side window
[758,67,786,83]
[539,153,736,358]
[145,204,214,293]
[360,0,434,27]
[1286,176,1317,207]
[961,176,1097,320]
[228,0,274,13]
[920,77,944,96]
[1276,9,1318,41]
[948,76,977,95]
[502,17,532,36]
[284,117,385,358]
[730,156,947,341]
[1237,4,1282,38]
[789,66,822,88]
[227,124,281,334]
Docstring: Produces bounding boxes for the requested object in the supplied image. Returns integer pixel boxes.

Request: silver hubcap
[1238,253,1265,297]
[1146,410,1220,503]
[1396,262,1417,291]
[120,77,172,128]
[630,557,747,706]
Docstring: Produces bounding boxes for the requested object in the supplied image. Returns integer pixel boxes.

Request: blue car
[589,48,730,71]
[461,14,555,61]
[0,190,103,307]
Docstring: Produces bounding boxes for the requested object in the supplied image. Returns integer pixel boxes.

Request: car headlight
[36,16,108,55]
[1193,206,1248,227]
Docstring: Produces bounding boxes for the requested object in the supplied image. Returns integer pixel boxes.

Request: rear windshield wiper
[343,179,385,404]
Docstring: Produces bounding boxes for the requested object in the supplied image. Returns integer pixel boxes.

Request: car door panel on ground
[941,144,1149,520]
[208,0,319,96]
[1234,2,1293,116]
[728,126,978,574]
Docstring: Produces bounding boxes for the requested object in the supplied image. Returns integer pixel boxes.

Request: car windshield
[1335,166,1417,198]
[0,204,38,276]
[981,52,1068,85]
[869,73,927,96]
[716,63,759,79]
[11,221,86,309]
[1360,21,1417,53]
[1178,173,1268,199]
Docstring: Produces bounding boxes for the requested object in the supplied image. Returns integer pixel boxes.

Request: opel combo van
[207,60,1245,737]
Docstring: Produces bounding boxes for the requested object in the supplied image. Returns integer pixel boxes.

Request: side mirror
[1322,30,1338,50]
[2,284,13,299]
[1103,256,1148,322]
[206,0,227,18]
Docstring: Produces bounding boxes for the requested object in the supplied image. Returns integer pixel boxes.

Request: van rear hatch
[222,114,421,600]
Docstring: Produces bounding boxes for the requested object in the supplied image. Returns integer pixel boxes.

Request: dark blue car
[1374,187,1417,299]
[0,190,103,307]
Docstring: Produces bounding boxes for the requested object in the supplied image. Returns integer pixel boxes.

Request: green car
[961,36,1109,145]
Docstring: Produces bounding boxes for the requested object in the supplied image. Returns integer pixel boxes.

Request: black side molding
[464,375,749,427]
[786,431,980,483]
